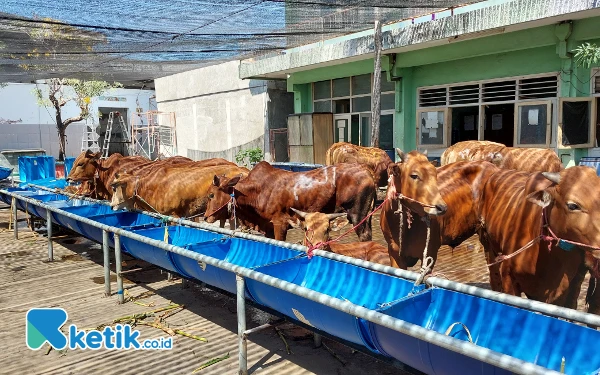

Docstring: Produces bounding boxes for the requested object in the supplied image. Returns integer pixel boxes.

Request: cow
[381,153,497,270]
[288,208,391,266]
[325,142,394,188]
[110,164,249,227]
[203,161,376,241]
[441,140,563,172]
[477,166,600,308]
[381,160,500,270]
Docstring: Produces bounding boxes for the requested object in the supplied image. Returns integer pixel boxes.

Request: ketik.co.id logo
[26,308,173,350]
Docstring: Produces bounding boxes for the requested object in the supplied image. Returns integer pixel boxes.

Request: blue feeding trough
[246,255,421,352]
[123,225,304,293]
[0,186,30,205]
[368,288,600,375]
[11,190,53,212]
[26,193,71,219]
[81,211,162,247]
[52,204,120,234]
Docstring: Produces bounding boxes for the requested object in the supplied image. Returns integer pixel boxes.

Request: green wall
[287,16,600,164]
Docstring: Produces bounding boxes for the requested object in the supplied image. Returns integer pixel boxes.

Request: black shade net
[0,0,480,86]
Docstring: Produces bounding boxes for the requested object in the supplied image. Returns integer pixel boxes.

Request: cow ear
[213,175,220,187]
[422,149,428,157]
[527,189,553,208]
[288,218,303,230]
[223,175,241,188]
[387,163,400,177]
[330,216,350,232]
[430,160,439,167]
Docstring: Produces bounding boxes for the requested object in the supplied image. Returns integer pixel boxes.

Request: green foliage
[235,147,263,168]
[574,42,600,68]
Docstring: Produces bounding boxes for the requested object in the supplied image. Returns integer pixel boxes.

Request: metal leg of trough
[313,333,322,348]
[114,234,124,304]
[12,197,18,240]
[181,278,189,289]
[102,230,111,297]
[167,272,173,281]
[46,210,53,262]
[237,274,248,375]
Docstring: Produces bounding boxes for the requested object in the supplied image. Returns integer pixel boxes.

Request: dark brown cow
[204,161,376,241]
[441,140,563,172]
[110,164,249,226]
[382,160,500,270]
[326,142,394,187]
[288,209,390,266]
[477,167,600,308]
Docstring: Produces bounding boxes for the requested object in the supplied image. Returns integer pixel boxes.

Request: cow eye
[567,202,580,211]
[410,174,419,180]
[208,193,214,199]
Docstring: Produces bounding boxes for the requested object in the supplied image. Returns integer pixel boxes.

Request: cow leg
[562,262,588,310]
[586,277,600,317]
[346,211,372,242]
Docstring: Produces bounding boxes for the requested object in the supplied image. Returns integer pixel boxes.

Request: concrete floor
[0,206,415,375]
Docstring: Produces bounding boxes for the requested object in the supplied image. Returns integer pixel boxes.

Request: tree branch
[62,115,84,129]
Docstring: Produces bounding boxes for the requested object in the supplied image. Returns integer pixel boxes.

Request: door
[334,115,351,143]
[360,113,371,146]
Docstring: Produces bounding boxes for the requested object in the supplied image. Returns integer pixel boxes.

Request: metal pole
[370,19,382,148]
[12,197,18,240]
[313,333,322,348]
[46,210,53,262]
[237,274,248,375]
[102,229,111,297]
[114,233,124,304]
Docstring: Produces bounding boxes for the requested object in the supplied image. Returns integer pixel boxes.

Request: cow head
[109,170,135,211]
[288,208,349,248]
[204,174,243,224]
[527,167,600,268]
[387,148,447,216]
[67,150,101,182]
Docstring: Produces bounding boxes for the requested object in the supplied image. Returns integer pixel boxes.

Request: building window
[417,73,559,149]
[417,108,448,147]
[558,98,595,148]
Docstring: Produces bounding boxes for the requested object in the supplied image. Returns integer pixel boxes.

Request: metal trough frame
[4,187,600,375]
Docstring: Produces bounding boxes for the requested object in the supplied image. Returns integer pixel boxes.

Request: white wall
[0,82,155,159]
[155,60,269,161]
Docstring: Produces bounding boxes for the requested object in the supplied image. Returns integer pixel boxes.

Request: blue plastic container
[12,190,53,212]
[121,225,181,272]
[246,256,419,351]
[37,156,55,179]
[0,187,31,205]
[0,166,13,180]
[82,211,162,246]
[369,288,600,375]
[26,193,70,218]
[20,178,68,189]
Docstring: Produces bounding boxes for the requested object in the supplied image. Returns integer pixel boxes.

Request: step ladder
[81,118,101,153]
[101,111,131,158]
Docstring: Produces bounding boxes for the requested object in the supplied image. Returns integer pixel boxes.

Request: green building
[240,0,600,167]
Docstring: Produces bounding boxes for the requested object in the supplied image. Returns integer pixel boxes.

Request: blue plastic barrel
[246,255,419,351]
[64,157,75,176]
[369,288,600,375]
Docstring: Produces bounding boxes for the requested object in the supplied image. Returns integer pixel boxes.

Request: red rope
[204,194,234,220]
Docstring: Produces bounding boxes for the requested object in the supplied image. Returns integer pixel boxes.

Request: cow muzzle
[425,203,447,216]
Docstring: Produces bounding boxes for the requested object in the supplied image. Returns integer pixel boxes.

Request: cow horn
[542,172,561,185]
[326,212,347,221]
[290,207,308,219]
[422,149,428,156]
[396,148,407,162]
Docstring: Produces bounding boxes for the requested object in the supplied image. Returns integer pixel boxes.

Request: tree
[574,42,600,68]
[33,79,122,161]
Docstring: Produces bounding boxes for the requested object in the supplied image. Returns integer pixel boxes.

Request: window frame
[513,100,552,148]
[557,97,596,149]
[416,107,450,149]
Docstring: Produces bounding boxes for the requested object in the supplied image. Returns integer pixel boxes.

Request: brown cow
[477,167,600,308]
[326,142,394,187]
[288,209,390,266]
[381,160,500,270]
[441,140,563,172]
[110,164,249,226]
[204,161,376,241]
[381,155,497,270]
